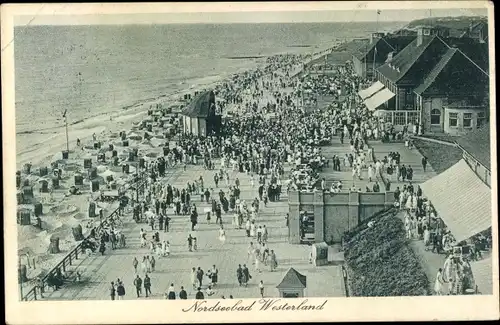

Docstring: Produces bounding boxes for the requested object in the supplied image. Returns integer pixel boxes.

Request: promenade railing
[20,175,148,301]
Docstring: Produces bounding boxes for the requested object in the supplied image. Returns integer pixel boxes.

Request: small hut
[276,268,307,298]
[180,90,222,136]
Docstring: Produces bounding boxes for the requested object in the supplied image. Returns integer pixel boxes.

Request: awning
[420,159,492,242]
[358,81,384,100]
[363,88,395,111]
[470,257,493,294]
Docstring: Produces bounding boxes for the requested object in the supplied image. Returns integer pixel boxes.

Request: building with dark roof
[352,33,415,79]
[364,25,489,135]
[180,90,222,136]
[461,21,488,43]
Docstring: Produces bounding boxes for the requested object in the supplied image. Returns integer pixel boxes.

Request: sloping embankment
[343,208,431,296]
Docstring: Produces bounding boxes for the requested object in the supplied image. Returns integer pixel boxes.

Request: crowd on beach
[26,42,486,300]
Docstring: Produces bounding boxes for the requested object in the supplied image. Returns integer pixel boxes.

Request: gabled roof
[413,46,489,96]
[180,91,215,118]
[376,35,438,83]
[353,38,393,60]
[377,35,489,85]
[276,268,307,289]
[414,48,457,95]
[455,124,491,170]
[353,36,415,62]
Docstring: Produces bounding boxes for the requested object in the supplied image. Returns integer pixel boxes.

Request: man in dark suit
[179,286,188,299]
[195,287,205,299]
[133,275,142,298]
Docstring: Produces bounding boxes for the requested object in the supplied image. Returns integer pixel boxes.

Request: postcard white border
[2,2,499,324]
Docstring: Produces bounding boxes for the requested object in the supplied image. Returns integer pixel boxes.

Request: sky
[11,4,488,26]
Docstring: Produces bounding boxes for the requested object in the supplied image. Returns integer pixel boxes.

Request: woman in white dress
[190,267,198,290]
[367,165,374,182]
[434,268,445,295]
[165,241,171,256]
[250,221,256,238]
[161,240,168,257]
[218,226,226,244]
[423,226,431,246]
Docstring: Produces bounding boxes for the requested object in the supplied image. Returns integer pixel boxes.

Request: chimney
[417,26,435,46]
[370,32,384,44]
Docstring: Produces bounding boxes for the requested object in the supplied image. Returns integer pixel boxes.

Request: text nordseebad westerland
[182,299,328,312]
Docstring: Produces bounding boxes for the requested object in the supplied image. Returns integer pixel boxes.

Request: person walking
[196,267,204,288]
[191,267,198,290]
[421,156,428,173]
[269,250,278,272]
[146,256,152,273]
[167,283,176,299]
[187,234,194,252]
[116,280,126,300]
[242,264,251,287]
[132,257,138,273]
[259,280,264,298]
[262,225,268,244]
[150,256,156,272]
[218,225,226,244]
[237,264,243,286]
[133,275,143,298]
[209,265,219,286]
[434,268,445,295]
[179,286,188,299]
[245,219,251,237]
[109,281,116,301]
[144,274,152,298]
[195,287,205,299]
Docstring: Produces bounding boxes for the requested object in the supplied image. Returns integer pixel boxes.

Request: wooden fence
[20,175,148,301]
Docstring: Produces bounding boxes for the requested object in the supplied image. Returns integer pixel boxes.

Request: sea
[14,22,400,153]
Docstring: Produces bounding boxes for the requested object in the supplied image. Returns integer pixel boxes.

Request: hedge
[344,210,430,296]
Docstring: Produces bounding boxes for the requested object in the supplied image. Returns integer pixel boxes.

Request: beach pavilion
[180,90,222,136]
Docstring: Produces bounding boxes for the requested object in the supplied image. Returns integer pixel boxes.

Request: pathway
[41,164,345,301]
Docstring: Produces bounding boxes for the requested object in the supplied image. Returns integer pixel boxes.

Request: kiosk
[276,268,307,298]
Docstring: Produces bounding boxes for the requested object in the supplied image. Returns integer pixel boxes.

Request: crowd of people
[35,42,484,300]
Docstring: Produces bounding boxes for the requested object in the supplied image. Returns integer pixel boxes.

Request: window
[449,112,458,127]
[423,29,431,36]
[407,111,419,124]
[394,112,406,125]
[430,109,441,125]
[405,89,413,108]
[477,111,486,128]
[383,111,393,124]
[463,113,472,128]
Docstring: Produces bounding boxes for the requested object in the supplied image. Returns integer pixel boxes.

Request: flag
[377,10,381,15]
[62,109,67,118]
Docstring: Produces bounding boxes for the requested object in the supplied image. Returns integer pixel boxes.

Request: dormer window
[423,29,431,36]
[396,67,400,72]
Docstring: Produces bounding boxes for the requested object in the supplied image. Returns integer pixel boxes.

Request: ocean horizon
[14,22,400,153]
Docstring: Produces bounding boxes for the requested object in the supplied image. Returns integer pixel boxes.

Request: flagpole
[65,112,69,153]
[373,10,380,81]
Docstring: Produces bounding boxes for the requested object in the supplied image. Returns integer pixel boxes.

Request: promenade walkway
[42,161,345,300]
[319,137,437,191]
